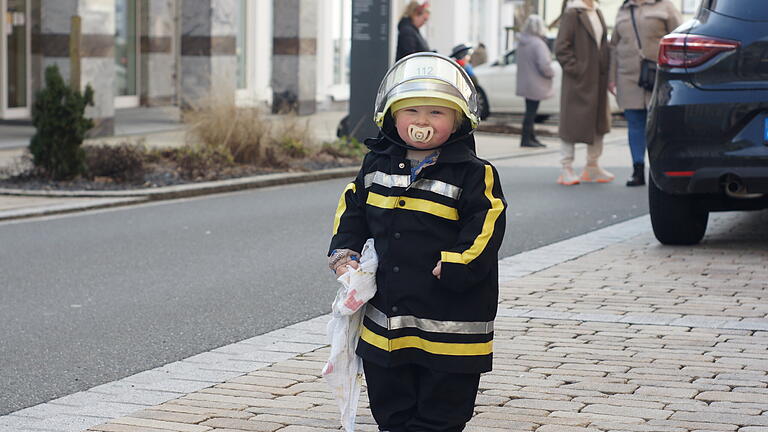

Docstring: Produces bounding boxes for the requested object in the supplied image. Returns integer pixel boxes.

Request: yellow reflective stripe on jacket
[360,326,493,356]
[332,183,356,235]
[441,165,504,264]
[366,192,459,221]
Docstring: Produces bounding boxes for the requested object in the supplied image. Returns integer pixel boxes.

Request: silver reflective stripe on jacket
[411,178,462,200]
[365,171,410,189]
[366,305,494,335]
[364,171,462,200]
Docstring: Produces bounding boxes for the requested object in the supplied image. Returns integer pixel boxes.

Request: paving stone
[580,404,673,420]
[154,402,252,419]
[695,391,768,404]
[535,426,600,432]
[561,382,638,394]
[465,416,538,430]
[199,417,282,431]
[130,409,210,424]
[634,386,699,398]
[89,424,168,432]
[504,399,584,412]
[112,416,213,431]
[670,411,768,426]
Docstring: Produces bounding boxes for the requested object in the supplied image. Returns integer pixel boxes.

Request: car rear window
[708,0,768,21]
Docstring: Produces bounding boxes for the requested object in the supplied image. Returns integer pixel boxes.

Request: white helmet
[373,52,479,130]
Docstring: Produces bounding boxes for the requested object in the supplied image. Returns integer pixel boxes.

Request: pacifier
[408,125,434,144]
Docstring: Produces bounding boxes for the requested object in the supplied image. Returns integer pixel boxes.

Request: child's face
[394,105,457,150]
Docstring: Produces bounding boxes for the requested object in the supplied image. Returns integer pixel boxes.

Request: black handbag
[630,6,656,91]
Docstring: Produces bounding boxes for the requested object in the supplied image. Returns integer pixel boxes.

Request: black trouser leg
[363,361,481,432]
[521,99,543,147]
[363,361,417,432]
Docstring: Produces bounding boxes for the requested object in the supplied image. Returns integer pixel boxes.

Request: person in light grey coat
[516,15,555,148]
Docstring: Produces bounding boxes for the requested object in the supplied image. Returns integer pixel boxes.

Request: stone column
[34,0,116,136]
[178,0,237,109]
[140,0,176,106]
[272,0,317,115]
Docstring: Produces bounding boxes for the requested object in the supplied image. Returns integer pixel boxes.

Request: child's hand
[432,260,442,279]
[329,249,360,276]
[334,258,359,276]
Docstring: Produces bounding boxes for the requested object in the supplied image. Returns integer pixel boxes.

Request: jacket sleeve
[328,159,370,256]
[555,11,580,76]
[439,163,507,292]
[535,40,556,79]
[609,22,621,85]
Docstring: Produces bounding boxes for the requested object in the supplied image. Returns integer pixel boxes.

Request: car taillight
[658,33,740,68]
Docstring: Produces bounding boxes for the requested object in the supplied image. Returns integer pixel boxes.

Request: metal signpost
[347,0,390,142]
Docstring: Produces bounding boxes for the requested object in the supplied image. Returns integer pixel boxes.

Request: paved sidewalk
[2,210,766,432]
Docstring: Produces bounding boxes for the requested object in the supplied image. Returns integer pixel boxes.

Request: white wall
[236,0,272,107]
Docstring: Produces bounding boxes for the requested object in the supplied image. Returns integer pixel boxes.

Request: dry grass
[183,101,270,165]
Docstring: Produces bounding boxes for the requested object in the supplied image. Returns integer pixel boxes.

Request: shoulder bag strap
[629,5,646,59]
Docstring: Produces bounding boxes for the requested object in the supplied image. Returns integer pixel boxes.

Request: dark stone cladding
[32,34,115,57]
[140,36,173,54]
[273,37,317,56]
[180,36,236,56]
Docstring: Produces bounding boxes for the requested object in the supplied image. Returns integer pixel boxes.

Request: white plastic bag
[323,238,378,432]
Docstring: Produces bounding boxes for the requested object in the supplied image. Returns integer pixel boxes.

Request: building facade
[0,0,698,135]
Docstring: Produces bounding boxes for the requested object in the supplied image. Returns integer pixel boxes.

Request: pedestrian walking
[516,15,555,148]
[450,43,476,81]
[395,1,431,61]
[328,52,507,432]
[554,0,613,185]
[469,42,488,67]
[609,0,682,186]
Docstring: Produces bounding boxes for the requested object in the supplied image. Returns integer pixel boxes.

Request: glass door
[1,0,31,118]
[115,0,139,108]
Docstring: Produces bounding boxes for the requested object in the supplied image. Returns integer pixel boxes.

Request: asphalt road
[0,157,648,415]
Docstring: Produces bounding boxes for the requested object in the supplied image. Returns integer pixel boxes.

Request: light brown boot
[557,141,580,185]
[581,135,614,183]
[558,166,581,185]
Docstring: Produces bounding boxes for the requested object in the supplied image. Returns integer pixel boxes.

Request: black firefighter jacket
[329,132,507,374]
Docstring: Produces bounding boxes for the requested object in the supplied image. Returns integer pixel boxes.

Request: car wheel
[477,87,490,120]
[648,175,709,245]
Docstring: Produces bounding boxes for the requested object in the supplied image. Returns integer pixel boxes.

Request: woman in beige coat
[609,0,681,186]
[554,0,613,186]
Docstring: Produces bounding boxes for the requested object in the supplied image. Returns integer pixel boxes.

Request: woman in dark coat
[554,0,613,186]
[396,1,431,61]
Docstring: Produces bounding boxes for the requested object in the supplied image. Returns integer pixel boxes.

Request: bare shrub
[320,136,367,160]
[84,142,146,183]
[170,145,235,180]
[270,115,314,159]
[183,92,270,165]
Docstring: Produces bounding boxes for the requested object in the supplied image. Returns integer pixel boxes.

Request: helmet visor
[374,53,478,128]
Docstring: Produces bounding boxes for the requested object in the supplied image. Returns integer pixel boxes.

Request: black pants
[522,98,540,137]
[363,360,481,432]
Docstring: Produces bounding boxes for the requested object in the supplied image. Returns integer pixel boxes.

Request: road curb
[0,167,360,222]
[0,136,627,222]
[0,167,360,199]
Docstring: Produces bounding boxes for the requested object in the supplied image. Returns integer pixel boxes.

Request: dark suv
[646,0,768,245]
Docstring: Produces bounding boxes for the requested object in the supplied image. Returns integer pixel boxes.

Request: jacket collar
[575,7,606,45]
[622,0,658,8]
[365,131,477,163]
